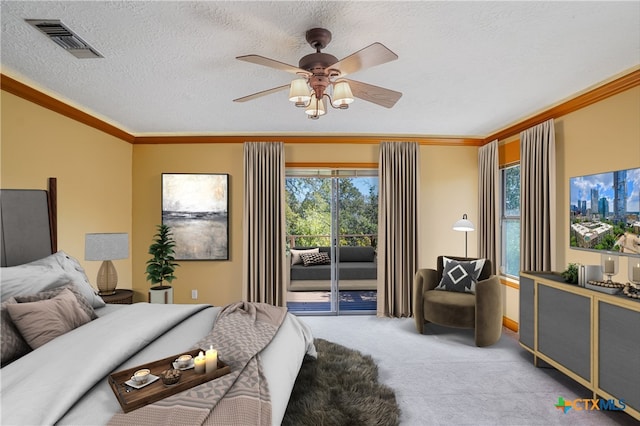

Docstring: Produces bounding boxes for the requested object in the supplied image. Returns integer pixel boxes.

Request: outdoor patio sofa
[287,246,378,291]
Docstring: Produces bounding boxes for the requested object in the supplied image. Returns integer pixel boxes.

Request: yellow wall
[1,91,133,290]
[3,82,638,323]
[132,144,244,304]
[556,86,640,280]
[420,145,479,265]
[495,86,640,329]
[133,142,479,305]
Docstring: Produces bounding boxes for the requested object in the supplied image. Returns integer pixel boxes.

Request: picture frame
[162,173,229,260]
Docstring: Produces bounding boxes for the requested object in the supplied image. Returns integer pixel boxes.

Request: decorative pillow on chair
[435,257,486,293]
[290,248,319,265]
[300,252,331,266]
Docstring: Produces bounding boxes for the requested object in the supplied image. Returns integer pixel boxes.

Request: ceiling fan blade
[330,43,398,77]
[344,79,402,108]
[236,54,311,76]
[233,84,290,102]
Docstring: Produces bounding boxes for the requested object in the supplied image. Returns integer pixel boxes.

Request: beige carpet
[299,315,636,426]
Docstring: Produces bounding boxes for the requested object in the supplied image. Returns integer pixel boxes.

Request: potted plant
[146,224,179,303]
[561,263,579,285]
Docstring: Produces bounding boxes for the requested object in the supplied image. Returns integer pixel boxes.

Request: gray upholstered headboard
[0,178,57,267]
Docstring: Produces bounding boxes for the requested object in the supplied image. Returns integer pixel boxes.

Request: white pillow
[52,251,106,308]
[290,248,319,265]
[0,251,105,308]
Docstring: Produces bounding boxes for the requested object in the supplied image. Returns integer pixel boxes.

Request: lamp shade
[305,94,326,117]
[452,214,475,232]
[289,78,311,105]
[85,233,129,261]
[332,81,354,108]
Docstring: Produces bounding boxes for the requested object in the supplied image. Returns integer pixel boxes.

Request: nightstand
[100,289,134,305]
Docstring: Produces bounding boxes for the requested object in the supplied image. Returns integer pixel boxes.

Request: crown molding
[1,74,135,143]
[2,69,638,147]
[484,68,640,143]
[132,135,483,146]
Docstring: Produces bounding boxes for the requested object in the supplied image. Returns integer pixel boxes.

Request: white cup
[131,368,150,384]
[176,354,192,368]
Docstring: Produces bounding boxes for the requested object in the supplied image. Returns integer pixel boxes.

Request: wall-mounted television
[570,167,640,257]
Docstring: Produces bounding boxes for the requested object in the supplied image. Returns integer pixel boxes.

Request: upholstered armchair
[413,256,502,347]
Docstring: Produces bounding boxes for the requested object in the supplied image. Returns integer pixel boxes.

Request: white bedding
[1,302,315,425]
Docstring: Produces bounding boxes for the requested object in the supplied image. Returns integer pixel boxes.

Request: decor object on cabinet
[561,263,579,284]
[452,214,475,257]
[578,264,602,287]
[84,233,129,295]
[146,224,178,304]
[629,258,640,286]
[162,173,229,260]
[601,253,619,283]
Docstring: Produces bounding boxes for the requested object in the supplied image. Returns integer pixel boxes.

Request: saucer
[125,374,159,389]
[172,358,195,370]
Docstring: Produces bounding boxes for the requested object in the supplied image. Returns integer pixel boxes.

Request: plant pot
[149,286,173,304]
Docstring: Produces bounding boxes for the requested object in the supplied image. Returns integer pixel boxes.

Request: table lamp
[85,233,129,295]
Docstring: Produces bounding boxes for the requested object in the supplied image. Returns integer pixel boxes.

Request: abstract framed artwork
[162,173,229,260]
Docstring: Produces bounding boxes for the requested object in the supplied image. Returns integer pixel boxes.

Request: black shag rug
[281,338,401,426]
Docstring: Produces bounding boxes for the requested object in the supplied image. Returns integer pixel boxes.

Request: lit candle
[633,263,640,283]
[205,345,217,374]
[604,258,615,274]
[194,351,206,374]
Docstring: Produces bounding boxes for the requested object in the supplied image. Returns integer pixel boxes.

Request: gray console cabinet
[519,271,639,421]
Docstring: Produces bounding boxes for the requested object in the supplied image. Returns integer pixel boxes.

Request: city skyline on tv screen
[569,167,640,256]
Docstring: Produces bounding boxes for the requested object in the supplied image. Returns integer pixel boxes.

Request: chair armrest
[475,275,501,307]
[413,269,438,332]
[474,275,503,346]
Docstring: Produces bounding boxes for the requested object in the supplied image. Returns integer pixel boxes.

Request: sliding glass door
[285,169,378,315]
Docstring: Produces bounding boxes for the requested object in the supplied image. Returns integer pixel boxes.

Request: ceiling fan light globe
[305,94,326,117]
[332,81,354,108]
[288,79,311,104]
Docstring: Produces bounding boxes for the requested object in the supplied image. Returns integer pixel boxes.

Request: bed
[0,179,316,425]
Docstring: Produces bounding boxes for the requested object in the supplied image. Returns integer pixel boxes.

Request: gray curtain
[478,140,500,275]
[242,142,286,306]
[377,141,420,318]
[520,119,557,272]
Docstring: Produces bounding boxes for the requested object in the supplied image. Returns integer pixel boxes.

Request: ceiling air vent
[25,19,103,59]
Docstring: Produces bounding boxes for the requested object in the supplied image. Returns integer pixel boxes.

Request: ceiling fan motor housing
[298,52,339,73]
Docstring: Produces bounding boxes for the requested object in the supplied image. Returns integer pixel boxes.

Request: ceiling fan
[233,28,402,119]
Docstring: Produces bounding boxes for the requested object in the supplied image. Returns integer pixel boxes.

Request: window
[501,164,520,277]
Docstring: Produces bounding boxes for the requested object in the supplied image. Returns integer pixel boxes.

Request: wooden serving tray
[108,348,231,413]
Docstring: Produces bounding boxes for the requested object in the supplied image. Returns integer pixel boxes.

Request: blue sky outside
[286,176,378,200]
[570,167,640,212]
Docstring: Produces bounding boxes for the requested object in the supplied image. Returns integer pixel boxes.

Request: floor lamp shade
[452,214,475,257]
[85,233,128,295]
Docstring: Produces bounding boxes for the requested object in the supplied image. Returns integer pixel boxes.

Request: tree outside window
[502,165,520,277]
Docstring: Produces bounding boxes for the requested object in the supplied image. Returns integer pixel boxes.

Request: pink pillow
[6,288,91,349]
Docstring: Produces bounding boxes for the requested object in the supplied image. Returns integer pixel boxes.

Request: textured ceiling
[1,1,639,137]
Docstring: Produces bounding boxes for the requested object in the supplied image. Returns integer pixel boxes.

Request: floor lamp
[452,214,475,257]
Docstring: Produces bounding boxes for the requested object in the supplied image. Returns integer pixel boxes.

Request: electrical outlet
[191,289,198,300]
